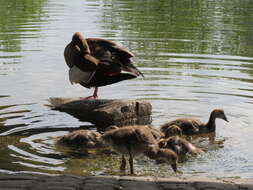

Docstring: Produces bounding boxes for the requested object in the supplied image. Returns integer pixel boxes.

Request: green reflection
[0,0,47,53]
[0,136,23,171]
[97,0,253,57]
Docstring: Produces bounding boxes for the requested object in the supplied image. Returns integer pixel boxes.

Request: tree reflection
[97,0,253,58]
[0,0,46,53]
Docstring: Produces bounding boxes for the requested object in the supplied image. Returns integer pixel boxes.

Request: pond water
[0,0,253,178]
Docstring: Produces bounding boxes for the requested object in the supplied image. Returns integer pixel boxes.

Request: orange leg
[81,87,98,100]
[93,87,98,99]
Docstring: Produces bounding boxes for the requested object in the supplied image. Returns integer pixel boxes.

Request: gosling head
[164,125,182,138]
[158,137,182,155]
[72,32,90,54]
[156,148,178,172]
[158,138,167,148]
[212,109,228,122]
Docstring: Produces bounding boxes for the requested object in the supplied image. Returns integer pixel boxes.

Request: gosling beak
[223,115,229,122]
[171,163,177,173]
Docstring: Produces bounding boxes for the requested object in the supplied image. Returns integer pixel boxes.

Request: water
[0,0,253,178]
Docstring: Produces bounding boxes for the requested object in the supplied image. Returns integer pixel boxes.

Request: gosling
[163,125,183,138]
[100,125,178,174]
[159,136,203,156]
[160,109,228,135]
[57,130,104,149]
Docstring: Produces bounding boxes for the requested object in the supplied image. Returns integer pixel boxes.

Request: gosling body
[159,136,203,156]
[161,109,228,135]
[57,130,103,149]
[101,125,178,174]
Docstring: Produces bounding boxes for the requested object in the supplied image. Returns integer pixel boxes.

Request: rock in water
[48,98,152,129]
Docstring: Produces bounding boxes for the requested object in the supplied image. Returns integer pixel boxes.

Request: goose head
[72,32,90,54]
[212,109,228,122]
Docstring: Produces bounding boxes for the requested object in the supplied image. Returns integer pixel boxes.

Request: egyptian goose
[64,32,143,99]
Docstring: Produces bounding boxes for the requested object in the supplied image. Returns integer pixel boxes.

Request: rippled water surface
[0,0,253,178]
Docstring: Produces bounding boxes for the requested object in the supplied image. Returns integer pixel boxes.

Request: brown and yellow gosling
[159,136,203,156]
[57,130,104,149]
[163,125,183,138]
[148,125,164,140]
[160,109,228,135]
[100,125,178,174]
[106,125,163,140]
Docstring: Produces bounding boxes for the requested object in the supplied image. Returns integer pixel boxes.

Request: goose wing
[86,38,143,77]
[64,37,99,71]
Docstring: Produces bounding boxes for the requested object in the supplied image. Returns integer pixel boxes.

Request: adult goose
[160,109,228,135]
[100,125,178,174]
[64,32,143,99]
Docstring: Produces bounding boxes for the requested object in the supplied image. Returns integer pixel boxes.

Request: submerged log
[48,98,152,129]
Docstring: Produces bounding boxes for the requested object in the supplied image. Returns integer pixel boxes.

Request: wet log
[48,98,152,129]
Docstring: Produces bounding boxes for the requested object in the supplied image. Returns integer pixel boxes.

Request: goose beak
[223,115,229,122]
[122,65,144,78]
[171,163,177,173]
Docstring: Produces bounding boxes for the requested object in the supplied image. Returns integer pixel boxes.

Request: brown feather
[160,109,228,135]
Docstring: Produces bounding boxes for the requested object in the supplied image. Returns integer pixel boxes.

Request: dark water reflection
[0,0,253,178]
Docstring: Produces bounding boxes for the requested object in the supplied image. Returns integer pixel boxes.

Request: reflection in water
[0,103,35,134]
[98,0,253,57]
[0,0,253,178]
[8,145,63,166]
[0,0,46,53]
